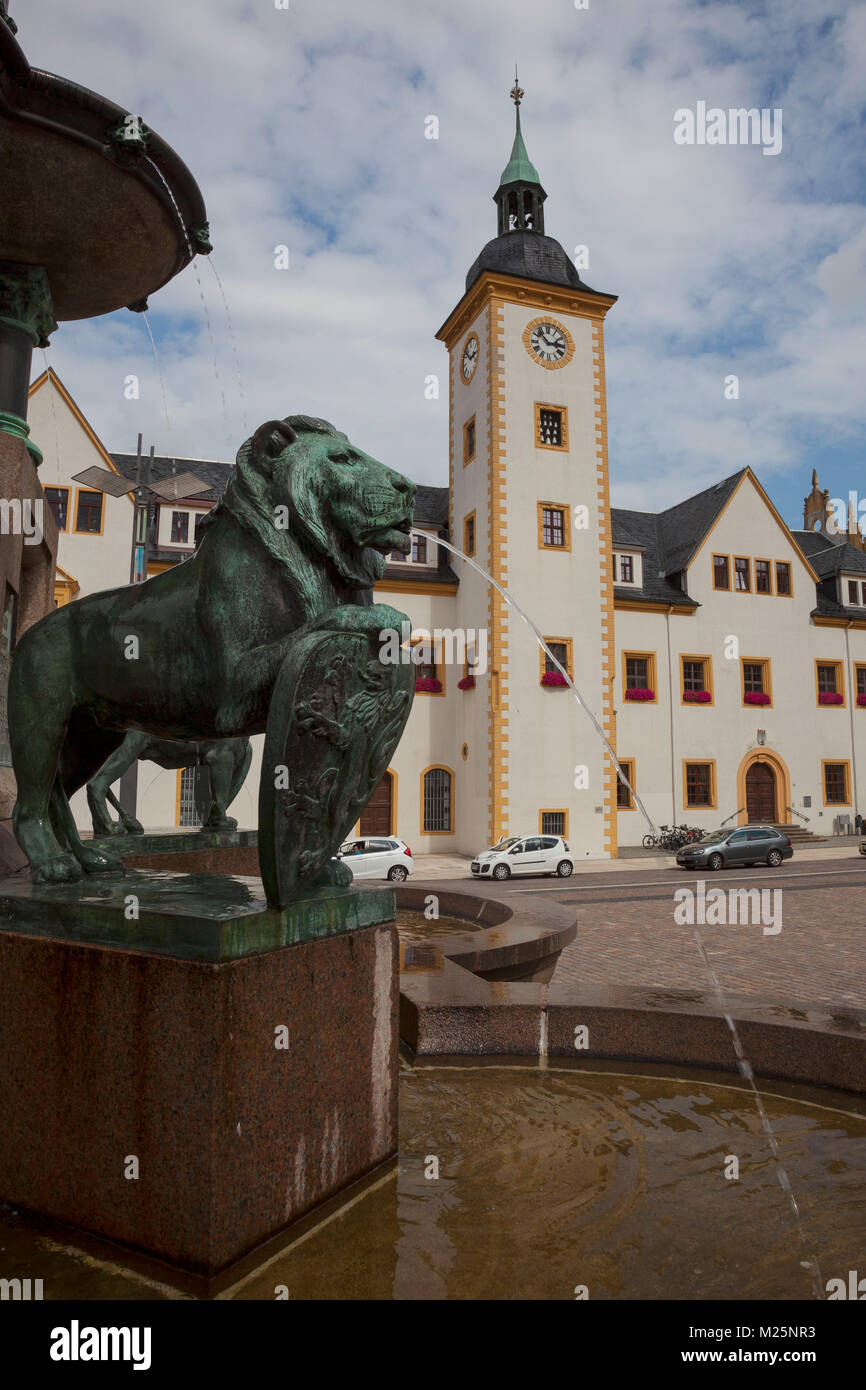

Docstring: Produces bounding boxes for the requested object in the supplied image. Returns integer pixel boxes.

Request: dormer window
[846,578,866,607]
[613,551,641,587]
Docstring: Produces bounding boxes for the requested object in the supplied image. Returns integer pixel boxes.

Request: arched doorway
[737,749,791,825]
[361,769,394,836]
[745,762,776,822]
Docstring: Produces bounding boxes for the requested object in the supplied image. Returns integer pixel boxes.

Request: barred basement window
[541,811,566,836]
[423,767,452,833]
[178,767,201,827]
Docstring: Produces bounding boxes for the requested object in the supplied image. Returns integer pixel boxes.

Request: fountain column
[0,260,56,465]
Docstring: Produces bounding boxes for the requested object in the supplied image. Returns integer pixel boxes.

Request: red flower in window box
[818,691,843,705]
[541,671,568,687]
[624,687,654,701]
[415,676,442,693]
[744,691,770,706]
[683,689,711,703]
[857,694,866,707]
[457,674,475,691]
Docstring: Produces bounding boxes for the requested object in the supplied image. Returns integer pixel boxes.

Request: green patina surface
[0,262,57,347]
[84,828,258,858]
[498,112,540,189]
[0,871,396,962]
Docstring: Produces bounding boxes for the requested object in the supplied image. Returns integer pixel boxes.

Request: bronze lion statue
[86,733,252,836]
[9,415,415,884]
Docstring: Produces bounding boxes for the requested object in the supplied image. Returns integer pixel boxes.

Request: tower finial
[510,67,523,110]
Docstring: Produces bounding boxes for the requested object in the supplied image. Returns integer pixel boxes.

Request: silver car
[676,826,793,871]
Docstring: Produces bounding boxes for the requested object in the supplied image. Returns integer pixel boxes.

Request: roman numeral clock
[523,316,575,368]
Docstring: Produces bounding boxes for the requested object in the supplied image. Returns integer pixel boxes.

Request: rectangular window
[75,490,103,534]
[734,557,751,592]
[543,639,571,677]
[541,506,565,547]
[713,554,730,590]
[463,417,475,465]
[463,512,475,557]
[775,561,791,596]
[414,640,437,682]
[681,655,713,704]
[816,662,840,694]
[743,662,765,693]
[616,760,635,810]
[863,582,866,607]
[625,656,648,688]
[535,403,568,451]
[540,810,567,837]
[44,487,69,531]
[848,580,861,606]
[619,554,634,583]
[755,559,771,593]
[823,762,849,805]
[685,761,715,808]
[856,664,866,701]
[171,510,189,544]
[412,533,428,564]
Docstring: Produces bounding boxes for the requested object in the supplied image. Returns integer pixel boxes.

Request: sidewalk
[411,842,865,880]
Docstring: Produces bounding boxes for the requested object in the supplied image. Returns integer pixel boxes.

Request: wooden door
[745,762,776,822]
[360,771,392,836]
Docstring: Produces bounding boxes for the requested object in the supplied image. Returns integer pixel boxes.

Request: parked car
[337,837,415,881]
[676,825,793,871]
[471,835,574,880]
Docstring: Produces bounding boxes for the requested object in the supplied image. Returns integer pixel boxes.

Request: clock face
[523,316,575,369]
[461,333,479,382]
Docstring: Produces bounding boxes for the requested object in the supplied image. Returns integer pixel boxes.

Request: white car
[337,836,415,882]
[471,835,574,881]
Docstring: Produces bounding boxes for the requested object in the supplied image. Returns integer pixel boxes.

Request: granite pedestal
[0,872,399,1281]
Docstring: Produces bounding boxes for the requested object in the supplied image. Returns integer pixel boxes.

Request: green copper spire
[494,71,546,236]
[499,72,540,188]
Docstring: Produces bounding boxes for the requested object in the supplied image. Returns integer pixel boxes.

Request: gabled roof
[611,508,698,608]
[29,368,130,491]
[656,470,747,575]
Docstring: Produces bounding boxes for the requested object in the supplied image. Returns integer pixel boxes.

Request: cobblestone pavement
[412,857,866,1010]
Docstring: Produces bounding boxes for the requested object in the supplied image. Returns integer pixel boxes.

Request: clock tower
[436,78,619,857]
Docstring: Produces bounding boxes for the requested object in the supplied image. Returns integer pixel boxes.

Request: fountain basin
[0,21,208,320]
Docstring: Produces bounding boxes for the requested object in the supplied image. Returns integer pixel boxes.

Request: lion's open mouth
[365,515,413,556]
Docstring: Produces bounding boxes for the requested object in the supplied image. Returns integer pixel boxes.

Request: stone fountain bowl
[0,19,209,320]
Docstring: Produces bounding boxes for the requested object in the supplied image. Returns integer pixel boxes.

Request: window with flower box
[622,651,657,703]
[741,658,772,707]
[815,660,844,707]
[539,638,572,687]
[680,655,713,705]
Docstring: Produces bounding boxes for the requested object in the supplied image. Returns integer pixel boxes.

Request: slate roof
[656,470,747,575]
[465,231,604,295]
[610,508,697,608]
[790,528,837,559]
[112,453,232,502]
[414,484,449,528]
[806,540,866,577]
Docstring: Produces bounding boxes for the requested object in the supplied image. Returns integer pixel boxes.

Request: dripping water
[145,157,230,444]
[207,256,248,436]
[141,313,172,442]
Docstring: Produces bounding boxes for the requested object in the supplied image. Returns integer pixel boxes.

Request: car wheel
[707,853,724,871]
[492,864,510,881]
[766,850,783,868]
[556,860,573,878]
[387,864,409,881]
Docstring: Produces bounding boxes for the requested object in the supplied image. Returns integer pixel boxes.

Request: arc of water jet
[207,256,249,436]
[417,530,656,836]
[141,313,172,439]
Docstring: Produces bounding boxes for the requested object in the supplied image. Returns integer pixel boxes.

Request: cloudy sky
[18,0,866,531]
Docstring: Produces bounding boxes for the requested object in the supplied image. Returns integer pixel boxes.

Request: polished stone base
[0,869,393,961]
[0,890,399,1277]
[86,828,260,877]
